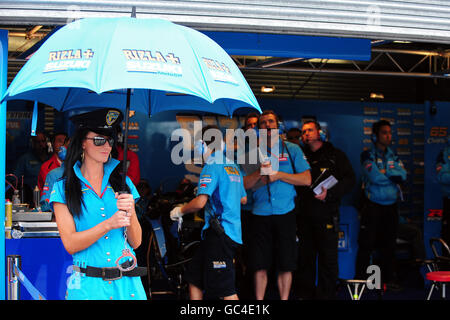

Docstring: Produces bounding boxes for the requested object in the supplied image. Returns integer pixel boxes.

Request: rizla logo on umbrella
[202,58,238,85]
[123,49,182,76]
[44,49,95,73]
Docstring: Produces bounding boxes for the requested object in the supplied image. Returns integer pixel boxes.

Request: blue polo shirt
[40,164,64,211]
[49,159,146,300]
[197,152,246,244]
[252,139,310,216]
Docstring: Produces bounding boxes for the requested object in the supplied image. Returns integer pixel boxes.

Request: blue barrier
[12,263,46,300]
[6,238,73,300]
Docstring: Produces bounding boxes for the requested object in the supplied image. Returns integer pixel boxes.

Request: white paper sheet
[313,175,338,195]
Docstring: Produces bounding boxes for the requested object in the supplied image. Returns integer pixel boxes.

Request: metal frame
[237,48,450,79]
[0,1,450,44]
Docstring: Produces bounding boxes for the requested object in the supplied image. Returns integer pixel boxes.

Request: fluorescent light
[370,92,384,99]
[261,86,275,93]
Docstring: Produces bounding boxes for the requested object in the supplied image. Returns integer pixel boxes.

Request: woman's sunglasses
[85,136,114,147]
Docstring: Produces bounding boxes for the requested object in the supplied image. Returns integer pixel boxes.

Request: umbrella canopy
[2,17,261,116]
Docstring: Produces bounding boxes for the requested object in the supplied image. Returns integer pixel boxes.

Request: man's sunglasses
[85,136,114,147]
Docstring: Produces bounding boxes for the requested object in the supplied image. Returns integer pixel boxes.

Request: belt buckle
[101,267,122,281]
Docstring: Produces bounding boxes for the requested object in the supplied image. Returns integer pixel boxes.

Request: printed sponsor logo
[213,261,227,269]
[123,49,182,76]
[44,49,94,72]
[427,209,443,221]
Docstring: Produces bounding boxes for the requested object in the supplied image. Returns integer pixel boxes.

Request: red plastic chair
[426,238,450,300]
[426,271,450,300]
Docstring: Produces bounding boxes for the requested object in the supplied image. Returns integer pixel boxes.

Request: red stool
[426,271,450,300]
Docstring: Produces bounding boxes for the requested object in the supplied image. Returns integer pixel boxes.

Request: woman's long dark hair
[63,128,130,217]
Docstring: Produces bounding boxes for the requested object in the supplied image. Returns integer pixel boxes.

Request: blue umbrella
[3,17,260,116]
[2,17,261,273]
[2,17,261,189]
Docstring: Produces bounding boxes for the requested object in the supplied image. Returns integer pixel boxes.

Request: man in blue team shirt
[14,132,50,204]
[243,110,311,300]
[170,125,247,300]
[40,138,70,211]
[355,120,407,290]
[436,136,450,245]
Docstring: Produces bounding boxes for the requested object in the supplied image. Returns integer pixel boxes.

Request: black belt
[73,265,147,281]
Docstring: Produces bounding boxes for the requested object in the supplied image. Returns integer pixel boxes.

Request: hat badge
[106,110,120,126]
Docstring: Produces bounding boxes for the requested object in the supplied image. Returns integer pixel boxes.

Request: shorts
[184,228,239,298]
[247,209,298,272]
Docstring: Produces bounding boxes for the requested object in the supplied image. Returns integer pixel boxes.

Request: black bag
[210,216,225,236]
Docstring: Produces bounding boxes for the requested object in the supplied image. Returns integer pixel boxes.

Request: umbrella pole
[121,88,131,192]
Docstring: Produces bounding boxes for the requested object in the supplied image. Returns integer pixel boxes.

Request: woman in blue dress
[50,109,147,300]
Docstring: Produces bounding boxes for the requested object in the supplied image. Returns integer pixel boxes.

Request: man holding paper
[295,120,355,300]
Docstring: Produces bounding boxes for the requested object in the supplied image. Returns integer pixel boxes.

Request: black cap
[70,108,123,135]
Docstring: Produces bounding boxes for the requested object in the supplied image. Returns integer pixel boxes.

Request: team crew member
[37,132,68,193]
[170,125,247,300]
[14,132,50,204]
[40,138,70,212]
[244,112,259,131]
[50,109,146,300]
[244,110,311,300]
[436,136,450,245]
[355,120,407,289]
[296,120,355,300]
[236,112,260,299]
[286,127,302,146]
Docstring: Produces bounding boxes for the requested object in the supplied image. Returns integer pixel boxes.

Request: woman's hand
[106,210,130,230]
[115,192,135,213]
[114,192,142,249]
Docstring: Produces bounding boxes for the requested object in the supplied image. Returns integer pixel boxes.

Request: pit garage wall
[424,101,450,258]
[6,98,436,279]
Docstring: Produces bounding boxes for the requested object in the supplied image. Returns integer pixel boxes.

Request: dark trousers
[397,223,425,261]
[441,197,450,246]
[355,200,398,283]
[296,216,339,300]
[235,210,254,299]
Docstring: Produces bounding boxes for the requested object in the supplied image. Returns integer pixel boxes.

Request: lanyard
[263,140,286,204]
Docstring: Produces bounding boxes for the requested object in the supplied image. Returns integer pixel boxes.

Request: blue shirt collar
[73,158,120,191]
[371,144,393,158]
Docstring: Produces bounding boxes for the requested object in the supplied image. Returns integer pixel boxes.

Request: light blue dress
[49,159,147,300]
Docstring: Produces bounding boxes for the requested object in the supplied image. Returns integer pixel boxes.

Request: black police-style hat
[69,108,123,135]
